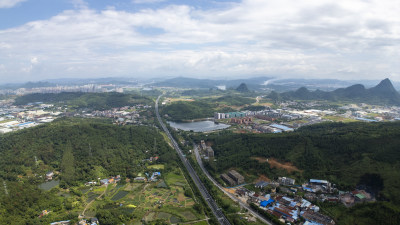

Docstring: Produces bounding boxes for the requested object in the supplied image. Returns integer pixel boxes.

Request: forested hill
[198,122,400,224]
[0,118,176,224]
[268,78,400,105]
[0,118,174,182]
[14,92,153,110]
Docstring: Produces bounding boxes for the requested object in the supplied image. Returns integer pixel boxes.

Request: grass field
[192,221,209,225]
[147,164,165,170]
[165,172,187,186]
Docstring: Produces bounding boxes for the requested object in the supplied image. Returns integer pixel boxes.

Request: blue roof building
[260,199,275,207]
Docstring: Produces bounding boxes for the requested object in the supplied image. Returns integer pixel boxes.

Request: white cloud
[0,0,399,82]
[0,42,11,49]
[0,0,27,8]
[31,57,38,64]
[70,0,88,9]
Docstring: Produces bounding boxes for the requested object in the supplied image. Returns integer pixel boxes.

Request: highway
[193,144,273,225]
[155,95,231,225]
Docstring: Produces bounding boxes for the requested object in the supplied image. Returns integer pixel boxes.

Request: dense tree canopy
[0,118,176,223]
[195,121,400,224]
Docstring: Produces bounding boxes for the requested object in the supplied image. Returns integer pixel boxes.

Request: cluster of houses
[234,185,334,224]
[134,172,161,182]
[78,217,100,225]
[244,176,375,224]
[98,175,121,185]
[84,105,151,125]
[229,177,336,224]
[51,217,100,225]
[301,179,336,194]
[0,99,153,134]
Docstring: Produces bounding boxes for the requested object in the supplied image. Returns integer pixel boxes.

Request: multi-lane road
[193,144,273,225]
[155,95,231,225]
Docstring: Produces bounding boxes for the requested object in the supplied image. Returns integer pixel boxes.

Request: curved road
[155,95,231,225]
[193,144,273,225]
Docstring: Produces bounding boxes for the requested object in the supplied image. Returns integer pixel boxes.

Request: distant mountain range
[151,76,272,90]
[268,78,400,105]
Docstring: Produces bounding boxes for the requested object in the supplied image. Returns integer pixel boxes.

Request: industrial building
[228,170,245,185]
[220,173,236,186]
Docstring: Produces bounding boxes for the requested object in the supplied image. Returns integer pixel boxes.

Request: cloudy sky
[0,0,399,83]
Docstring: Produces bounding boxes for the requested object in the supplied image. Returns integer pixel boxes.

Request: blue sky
[0,0,399,83]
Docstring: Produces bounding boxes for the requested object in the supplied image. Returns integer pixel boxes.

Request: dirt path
[81,184,108,217]
[180,218,209,224]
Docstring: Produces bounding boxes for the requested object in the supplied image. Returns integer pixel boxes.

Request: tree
[61,142,75,186]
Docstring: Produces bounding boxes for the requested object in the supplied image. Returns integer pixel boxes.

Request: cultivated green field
[84,167,205,224]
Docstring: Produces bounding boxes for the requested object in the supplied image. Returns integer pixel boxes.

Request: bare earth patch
[255,174,271,183]
[251,157,268,163]
[166,98,194,102]
[268,158,302,173]
[224,188,236,194]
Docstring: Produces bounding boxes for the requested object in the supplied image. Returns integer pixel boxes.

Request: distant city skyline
[0,0,399,83]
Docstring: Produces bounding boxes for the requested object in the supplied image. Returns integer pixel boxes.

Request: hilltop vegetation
[14,92,153,110]
[0,118,177,224]
[0,118,173,182]
[236,83,250,92]
[195,122,400,224]
[161,101,216,121]
[161,94,256,121]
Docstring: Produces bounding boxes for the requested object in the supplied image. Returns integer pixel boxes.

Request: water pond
[168,120,229,132]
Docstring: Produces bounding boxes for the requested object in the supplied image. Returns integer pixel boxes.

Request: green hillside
[161,101,215,121]
[0,118,176,224]
[197,122,400,224]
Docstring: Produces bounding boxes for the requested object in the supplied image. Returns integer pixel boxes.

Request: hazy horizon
[0,75,398,87]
